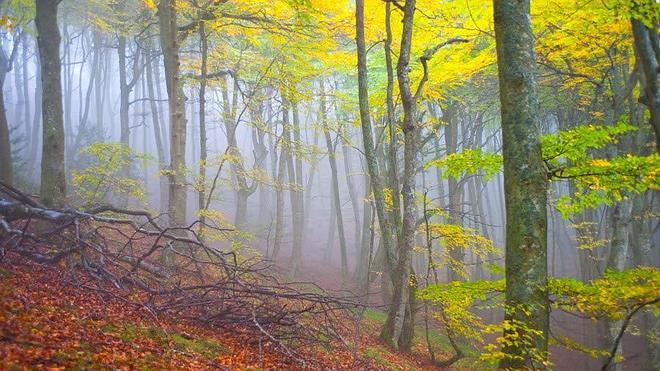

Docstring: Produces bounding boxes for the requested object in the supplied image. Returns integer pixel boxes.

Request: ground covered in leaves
[0,255,478,370]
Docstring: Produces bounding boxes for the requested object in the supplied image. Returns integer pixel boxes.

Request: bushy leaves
[71,142,148,209]
[418,267,660,365]
[425,149,502,181]
[542,122,659,216]
[426,122,659,217]
[424,223,499,280]
[550,267,660,320]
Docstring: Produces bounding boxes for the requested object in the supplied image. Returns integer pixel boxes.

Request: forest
[0,0,658,369]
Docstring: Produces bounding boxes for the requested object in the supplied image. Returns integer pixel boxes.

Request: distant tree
[0,31,14,186]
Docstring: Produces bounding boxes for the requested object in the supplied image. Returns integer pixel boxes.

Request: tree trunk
[494,0,549,368]
[356,176,372,294]
[381,0,417,352]
[271,110,288,261]
[197,20,208,230]
[0,46,12,186]
[288,100,304,276]
[93,32,104,133]
[29,48,42,176]
[158,0,187,227]
[118,35,130,146]
[631,11,660,152]
[321,81,348,278]
[36,0,66,208]
[445,107,465,281]
[384,0,402,243]
[145,46,168,212]
[340,125,361,262]
[355,0,396,293]
[21,34,30,153]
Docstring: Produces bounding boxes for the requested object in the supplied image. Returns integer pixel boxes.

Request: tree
[381,0,418,352]
[631,0,660,152]
[320,79,348,279]
[0,29,15,186]
[355,0,404,350]
[36,0,66,208]
[158,0,187,227]
[493,0,549,368]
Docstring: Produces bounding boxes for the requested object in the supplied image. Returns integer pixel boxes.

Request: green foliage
[426,122,659,217]
[550,267,660,320]
[542,122,659,217]
[418,279,504,344]
[425,148,502,181]
[482,314,551,369]
[541,121,636,162]
[554,153,659,216]
[424,223,500,280]
[71,142,148,209]
[418,267,660,365]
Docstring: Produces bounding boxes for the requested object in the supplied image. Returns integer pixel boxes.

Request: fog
[1,1,658,369]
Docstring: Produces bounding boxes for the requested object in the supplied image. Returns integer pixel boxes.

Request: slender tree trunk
[93,32,104,133]
[288,100,304,276]
[21,36,30,153]
[356,175,372,293]
[445,107,465,281]
[303,126,319,231]
[272,112,288,260]
[340,125,361,261]
[355,0,396,291]
[153,53,168,156]
[0,46,12,185]
[494,0,549,368]
[62,22,72,156]
[198,20,208,229]
[13,35,24,145]
[118,35,130,145]
[382,0,417,352]
[321,81,348,278]
[631,10,660,152]
[384,0,402,242]
[145,46,168,212]
[29,49,42,176]
[324,187,336,261]
[36,0,66,208]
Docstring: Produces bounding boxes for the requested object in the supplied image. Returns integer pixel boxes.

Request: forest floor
[0,254,485,370]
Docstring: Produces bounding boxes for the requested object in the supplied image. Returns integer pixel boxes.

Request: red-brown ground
[0,255,454,370]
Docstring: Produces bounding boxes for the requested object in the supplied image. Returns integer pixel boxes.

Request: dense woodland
[0,0,658,369]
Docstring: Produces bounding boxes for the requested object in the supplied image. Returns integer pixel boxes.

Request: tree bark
[494,0,549,368]
[321,81,348,278]
[384,0,402,242]
[288,100,304,276]
[198,20,208,230]
[0,45,12,186]
[445,106,465,281]
[355,0,396,292]
[29,47,42,176]
[271,107,288,260]
[145,46,168,212]
[118,35,130,145]
[381,0,417,352]
[36,0,66,208]
[158,0,187,227]
[631,11,660,152]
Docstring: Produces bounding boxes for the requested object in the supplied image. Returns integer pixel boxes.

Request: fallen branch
[0,181,361,365]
